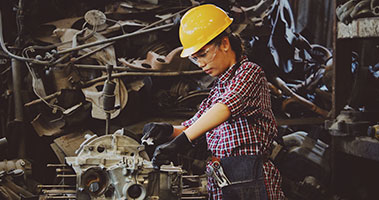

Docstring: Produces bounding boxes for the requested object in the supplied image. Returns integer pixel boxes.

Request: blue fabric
[220,155,268,200]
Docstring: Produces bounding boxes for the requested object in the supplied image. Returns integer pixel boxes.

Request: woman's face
[189,37,235,77]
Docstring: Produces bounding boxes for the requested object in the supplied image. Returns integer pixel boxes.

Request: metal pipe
[56,23,174,55]
[38,185,75,188]
[24,91,61,107]
[82,69,204,87]
[45,196,76,199]
[104,65,114,135]
[56,174,76,178]
[42,189,76,194]
[70,42,114,64]
[70,64,128,71]
[11,59,23,121]
[47,163,67,167]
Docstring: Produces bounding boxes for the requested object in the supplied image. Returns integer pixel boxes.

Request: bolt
[89,182,100,193]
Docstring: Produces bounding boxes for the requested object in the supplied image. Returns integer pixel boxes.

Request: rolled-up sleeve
[217,63,263,118]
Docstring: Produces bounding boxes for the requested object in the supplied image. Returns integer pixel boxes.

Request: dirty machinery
[0,0,362,200]
[64,131,183,200]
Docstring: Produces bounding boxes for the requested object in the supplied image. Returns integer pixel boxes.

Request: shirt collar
[218,56,248,83]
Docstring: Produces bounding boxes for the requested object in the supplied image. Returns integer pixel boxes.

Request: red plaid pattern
[182,59,285,199]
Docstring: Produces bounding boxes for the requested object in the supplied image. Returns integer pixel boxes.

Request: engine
[65,131,183,200]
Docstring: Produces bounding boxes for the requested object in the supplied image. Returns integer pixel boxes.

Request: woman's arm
[184,103,231,141]
[172,125,187,137]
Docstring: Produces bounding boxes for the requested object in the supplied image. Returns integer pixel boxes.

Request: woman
[142,4,285,200]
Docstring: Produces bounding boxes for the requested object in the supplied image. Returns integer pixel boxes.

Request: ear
[220,36,230,52]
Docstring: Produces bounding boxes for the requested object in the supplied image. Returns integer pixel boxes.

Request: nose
[197,60,206,68]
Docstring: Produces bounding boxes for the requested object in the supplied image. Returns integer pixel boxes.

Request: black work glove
[141,122,174,146]
[152,132,193,168]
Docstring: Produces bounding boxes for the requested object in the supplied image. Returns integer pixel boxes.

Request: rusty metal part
[31,113,65,137]
[54,28,116,66]
[81,77,127,120]
[69,42,114,64]
[24,91,61,107]
[336,0,357,24]
[53,131,92,157]
[50,131,92,163]
[56,23,173,56]
[119,47,192,71]
[274,76,329,118]
[371,0,379,15]
[350,0,371,19]
[31,102,91,137]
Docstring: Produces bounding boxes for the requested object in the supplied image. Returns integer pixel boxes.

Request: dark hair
[208,29,244,60]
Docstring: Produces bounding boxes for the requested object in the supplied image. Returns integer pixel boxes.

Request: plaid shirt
[182,58,285,200]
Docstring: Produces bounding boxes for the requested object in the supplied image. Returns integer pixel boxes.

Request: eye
[197,52,207,58]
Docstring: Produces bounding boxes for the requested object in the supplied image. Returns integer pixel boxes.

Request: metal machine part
[66,131,183,199]
[205,161,230,188]
[0,159,31,174]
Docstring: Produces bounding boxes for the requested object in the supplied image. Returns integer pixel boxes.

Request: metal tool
[141,137,154,146]
[205,161,231,188]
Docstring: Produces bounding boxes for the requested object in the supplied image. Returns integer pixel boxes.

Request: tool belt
[206,155,266,188]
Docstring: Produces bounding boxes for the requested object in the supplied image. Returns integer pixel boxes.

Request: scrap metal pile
[337,0,379,24]
[2,0,375,199]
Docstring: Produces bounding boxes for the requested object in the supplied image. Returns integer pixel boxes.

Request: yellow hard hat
[179,4,233,58]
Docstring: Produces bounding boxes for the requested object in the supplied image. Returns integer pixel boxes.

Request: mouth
[203,68,212,74]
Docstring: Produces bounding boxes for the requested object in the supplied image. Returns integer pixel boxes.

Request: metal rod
[24,91,61,107]
[71,64,128,71]
[56,168,74,173]
[56,174,76,178]
[182,175,205,178]
[70,42,115,64]
[82,69,204,87]
[56,23,173,55]
[105,65,114,135]
[44,196,76,199]
[47,164,68,167]
[42,189,76,194]
[38,185,75,188]
[106,113,110,135]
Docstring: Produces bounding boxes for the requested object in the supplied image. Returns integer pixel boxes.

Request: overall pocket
[220,155,268,200]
